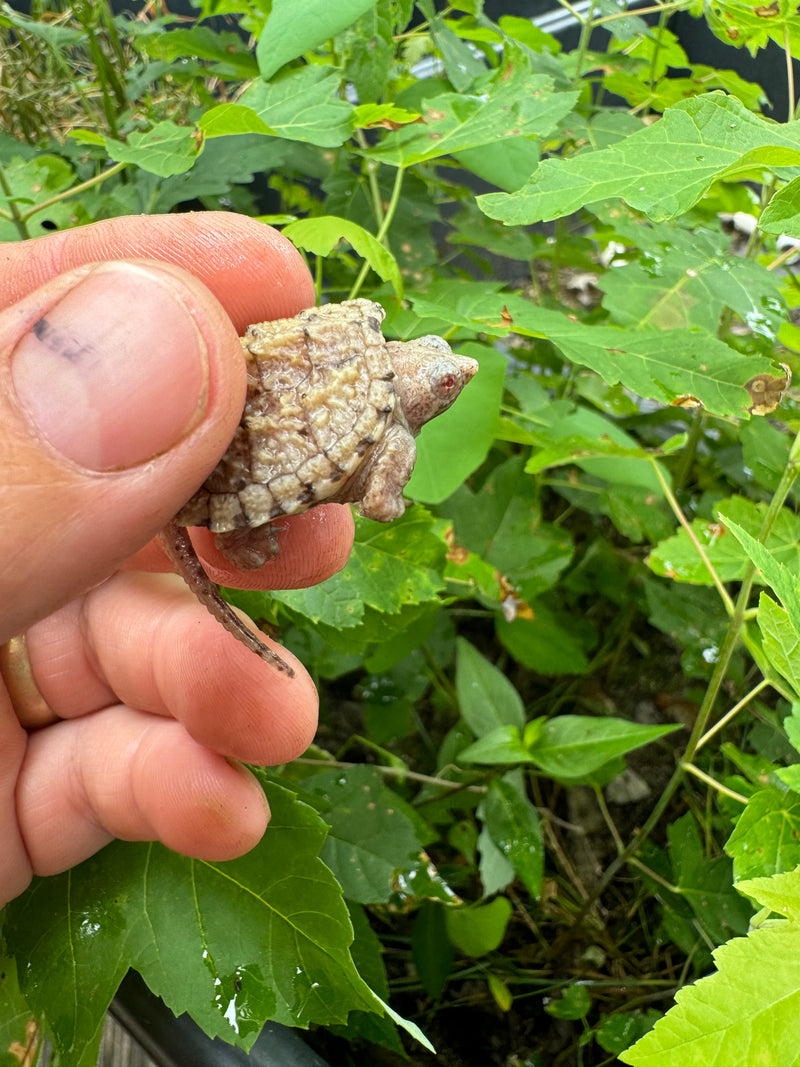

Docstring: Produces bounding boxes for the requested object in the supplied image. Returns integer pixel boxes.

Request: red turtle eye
[440,374,456,391]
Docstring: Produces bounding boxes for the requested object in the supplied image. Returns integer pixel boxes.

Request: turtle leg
[214,523,282,570]
[160,521,293,675]
[356,424,417,522]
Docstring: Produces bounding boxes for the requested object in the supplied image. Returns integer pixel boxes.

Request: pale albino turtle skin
[161,299,478,674]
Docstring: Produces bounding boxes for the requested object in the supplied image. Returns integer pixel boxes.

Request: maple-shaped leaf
[622,868,800,1066]
[2,782,383,1066]
[266,507,447,629]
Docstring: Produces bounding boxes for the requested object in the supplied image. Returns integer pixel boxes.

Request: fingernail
[12,262,209,470]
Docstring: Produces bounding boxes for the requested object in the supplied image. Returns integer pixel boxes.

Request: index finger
[0,212,316,331]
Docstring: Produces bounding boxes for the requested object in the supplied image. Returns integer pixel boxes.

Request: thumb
[0,259,246,640]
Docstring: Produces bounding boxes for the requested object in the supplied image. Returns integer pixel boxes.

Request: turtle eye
[438,373,456,392]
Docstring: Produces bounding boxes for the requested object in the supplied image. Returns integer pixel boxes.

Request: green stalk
[567,0,595,90]
[348,165,405,300]
[19,161,126,224]
[670,409,704,492]
[0,163,31,240]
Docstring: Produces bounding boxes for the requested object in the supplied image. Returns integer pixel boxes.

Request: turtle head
[386,335,478,435]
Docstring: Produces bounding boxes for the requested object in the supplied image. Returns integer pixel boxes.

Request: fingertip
[137,742,271,861]
[182,504,356,590]
[77,571,320,766]
[160,600,320,764]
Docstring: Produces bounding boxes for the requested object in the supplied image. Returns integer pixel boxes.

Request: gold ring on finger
[0,634,58,729]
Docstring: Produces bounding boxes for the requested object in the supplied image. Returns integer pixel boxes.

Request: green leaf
[0,956,37,1067]
[3,783,379,1064]
[238,67,354,147]
[430,13,486,91]
[256,0,379,80]
[454,136,542,193]
[445,898,513,957]
[760,176,800,238]
[105,121,199,177]
[721,515,800,627]
[142,25,258,77]
[527,716,680,780]
[301,766,427,904]
[487,972,513,1012]
[667,814,752,945]
[523,404,662,490]
[354,103,422,128]
[372,50,578,166]
[477,821,517,896]
[621,870,800,1065]
[198,103,274,137]
[0,6,84,47]
[0,155,79,239]
[737,866,800,921]
[497,609,590,676]
[455,638,525,737]
[447,455,574,604]
[412,904,454,997]
[150,134,290,214]
[343,6,394,102]
[601,225,786,337]
[726,786,800,881]
[479,93,800,225]
[596,1010,662,1056]
[282,216,402,296]
[643,578,729,677]
[413,287,777,417]
[483,777,544,899]
[602,38,766,113]
[740,417,793,493]
[700,0,800,58]
[649,497,800,585]
[458,725,535,765]
[758,594,800,698]
[261,507,446,630]
[329,903,405,1054]
[507,319,771,421]
[546,982,591,1019]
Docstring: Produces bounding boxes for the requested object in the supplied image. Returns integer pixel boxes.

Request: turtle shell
[175,299,397,533]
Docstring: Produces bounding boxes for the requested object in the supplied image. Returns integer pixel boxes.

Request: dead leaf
[744,363,791,415]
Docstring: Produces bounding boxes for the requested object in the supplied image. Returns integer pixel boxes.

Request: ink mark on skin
[31,317,90,362]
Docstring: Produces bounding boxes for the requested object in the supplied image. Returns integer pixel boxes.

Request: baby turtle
[161,299,478,675]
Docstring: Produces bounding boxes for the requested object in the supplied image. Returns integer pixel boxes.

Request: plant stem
[568,0,595,90]
[19,161,126,223]
[651,458,734,615]
[681,763,748,804]
[766,242,800,272]
[291,757,488,794]
[592,0,686,24]
[0,164,31,239]
[670,410,704,492]
[695,678,770,752]
[348,165,405,300]
[356,129,386,232]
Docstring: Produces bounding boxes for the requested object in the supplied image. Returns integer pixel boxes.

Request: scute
[175,299,397,533]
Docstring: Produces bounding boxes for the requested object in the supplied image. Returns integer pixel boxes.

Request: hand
[0,213,355,908]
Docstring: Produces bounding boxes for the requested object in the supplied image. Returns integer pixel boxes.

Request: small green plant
[7,1,800,1064]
